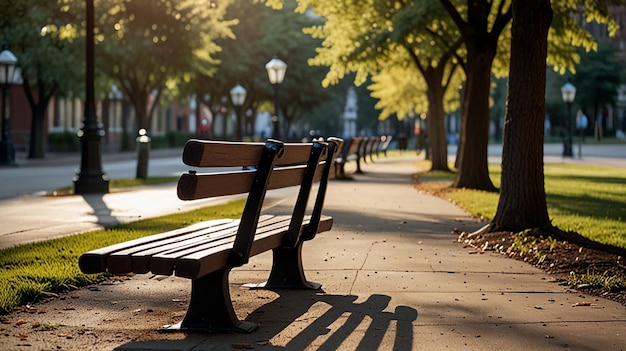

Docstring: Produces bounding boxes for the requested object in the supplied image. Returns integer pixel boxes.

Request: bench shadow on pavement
[115,290,417,350]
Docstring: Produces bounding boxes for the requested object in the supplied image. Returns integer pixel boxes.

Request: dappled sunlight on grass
[415,162,625,249]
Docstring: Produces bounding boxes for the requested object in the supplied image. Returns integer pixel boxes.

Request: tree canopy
[95,0,236,132]
[0,0,84,158]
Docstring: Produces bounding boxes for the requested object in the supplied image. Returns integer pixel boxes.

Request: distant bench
[79,138,342,333]
[334,136,363,178]
[334,135,393,179]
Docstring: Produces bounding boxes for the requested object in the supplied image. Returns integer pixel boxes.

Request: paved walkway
[1,154,625,350]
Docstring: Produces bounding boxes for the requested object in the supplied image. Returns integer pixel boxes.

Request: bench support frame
[245,242,321,290]
[163,268,257,333]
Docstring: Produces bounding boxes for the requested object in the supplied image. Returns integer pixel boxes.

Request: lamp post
[74,0,109,194]
[265,55,287,140]
[230,84,246,141]
[0,45,17,166]
[560,80,576,158]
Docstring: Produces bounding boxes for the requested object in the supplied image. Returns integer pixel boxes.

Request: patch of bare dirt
[416,182,626,306]
[457,229,626,306]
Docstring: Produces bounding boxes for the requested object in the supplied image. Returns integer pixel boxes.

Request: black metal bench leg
[356,157,363,174]
[246,242,321,290]
[163,268,257,333]
[334,162,343,178]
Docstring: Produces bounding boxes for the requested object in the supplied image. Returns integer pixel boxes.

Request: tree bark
[128,90,150,132]
[28,105,46,159]
[452,43,497,191]
[405,45,457,172]
[22,77,56,159]
[425,80,450,171]
[441,0,511,192]
[489,0,552,232]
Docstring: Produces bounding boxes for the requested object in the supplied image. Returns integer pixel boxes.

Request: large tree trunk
[28,105,46,159]
[22,77,55,159]
[452,44,497,191]
[426,82,450,171]
[405,46,456,172]
[489,0,552,232]
[129,91,150,132]
[120,100,134,151]
[440,0,511,192]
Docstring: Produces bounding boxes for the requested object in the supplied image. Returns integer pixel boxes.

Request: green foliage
[567,270,626,291]
[1,0,85,157]
[0,0,83,96]
[0,200,246,314]
[574,42,624,115]
[549,0,622,75]
[96,0,236,131]
[47,131,81,152]
[509,232,562,263]
[186,0,339,138]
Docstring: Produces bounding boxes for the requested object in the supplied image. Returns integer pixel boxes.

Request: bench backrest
[177,138,342,267]
[339,137,362,160]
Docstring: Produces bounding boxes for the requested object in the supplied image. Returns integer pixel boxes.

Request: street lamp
[561,80,576,158]
[265,55,287,139]
[74,0,109,194]
[230,84,246,141]
[0,45,18,166]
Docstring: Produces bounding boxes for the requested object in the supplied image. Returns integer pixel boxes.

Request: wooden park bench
[334,136,363,179]
[79,137,342,333]
[377,135,393,157]
[363,136,379,163]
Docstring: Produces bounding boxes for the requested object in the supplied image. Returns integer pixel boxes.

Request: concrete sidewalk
[1,155,625,350]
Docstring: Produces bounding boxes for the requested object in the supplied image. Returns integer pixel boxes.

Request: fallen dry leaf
[1,316,11,324]
[572,301,593,307]
[15,320,27,326]
[18,333,28,340]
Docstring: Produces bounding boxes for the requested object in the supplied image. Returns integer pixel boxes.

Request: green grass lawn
[419,163,626,249]
[0,199,246,315]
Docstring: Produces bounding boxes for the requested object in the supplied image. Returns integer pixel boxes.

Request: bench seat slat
[107,220,245,274]
[155,216,289,260]
[78,218,234,274]
[149,216,293,276]
[175,216,333,279]
[104,215,273,274]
